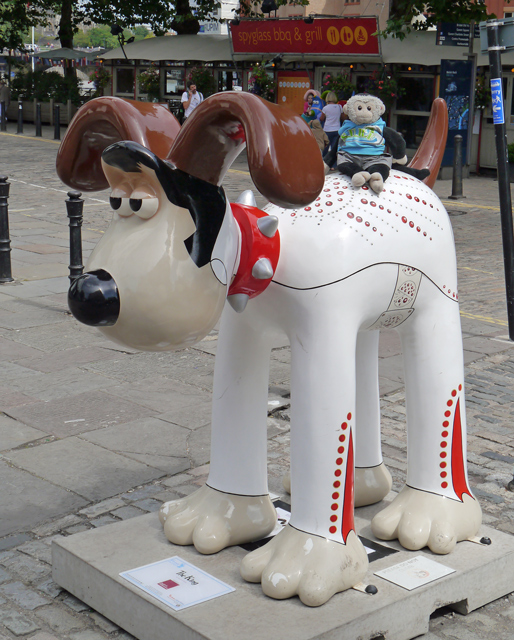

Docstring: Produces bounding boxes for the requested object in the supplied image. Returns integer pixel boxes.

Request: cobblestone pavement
[1,121,514,639]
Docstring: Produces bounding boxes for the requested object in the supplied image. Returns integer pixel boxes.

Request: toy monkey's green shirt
[338,118,386,155]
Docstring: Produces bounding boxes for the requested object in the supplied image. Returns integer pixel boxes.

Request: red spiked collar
[228,202,280,306]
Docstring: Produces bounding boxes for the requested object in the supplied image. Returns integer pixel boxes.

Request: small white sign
[120,556,235,610]
[374,555,455,591]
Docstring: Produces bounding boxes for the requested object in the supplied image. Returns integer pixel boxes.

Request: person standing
[320,91,344,169]
[0,79,11,122]
[181,81,203,122]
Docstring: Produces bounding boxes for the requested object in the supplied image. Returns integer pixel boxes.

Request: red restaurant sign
[230,18,380,56]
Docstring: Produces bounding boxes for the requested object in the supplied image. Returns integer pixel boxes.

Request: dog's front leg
[160,305,276,553]
[241,294,368,606]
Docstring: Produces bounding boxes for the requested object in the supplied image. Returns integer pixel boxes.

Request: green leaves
[378,0,494,40]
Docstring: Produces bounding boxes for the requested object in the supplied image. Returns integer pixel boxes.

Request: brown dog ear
[408,97,448,189]
[56,97,181,192]
[167,92,324,209]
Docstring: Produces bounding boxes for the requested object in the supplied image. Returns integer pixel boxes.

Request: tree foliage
[380,0,496,40]
[0,1,49,51]
[237,0,309,19]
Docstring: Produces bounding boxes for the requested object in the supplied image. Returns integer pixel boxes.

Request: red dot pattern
[329,413,352,534]
[439,388,459,489]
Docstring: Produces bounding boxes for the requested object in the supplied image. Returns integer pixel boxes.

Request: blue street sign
[490,77,505,124]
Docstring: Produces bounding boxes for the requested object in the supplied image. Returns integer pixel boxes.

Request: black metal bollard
[448,135,464,199]
[66,190,84,282]
[0,176,13,283]
[0,101,6,132]
[54,104,60,140]
[16,100,23,134]
[35,103,42,137]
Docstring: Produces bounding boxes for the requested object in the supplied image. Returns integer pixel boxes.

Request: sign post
[481,19,514,340]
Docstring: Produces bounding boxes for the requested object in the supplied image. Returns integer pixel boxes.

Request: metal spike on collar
[251,257,274,280]
[256,215,279,238]
[227,293,249,313]
[235,190,257,207]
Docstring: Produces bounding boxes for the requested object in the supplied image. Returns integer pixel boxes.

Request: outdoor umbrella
[33,48,93,60]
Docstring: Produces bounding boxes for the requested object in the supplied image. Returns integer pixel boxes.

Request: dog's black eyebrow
[103,141,227,269]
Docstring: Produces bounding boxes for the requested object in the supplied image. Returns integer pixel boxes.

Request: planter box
[5,100,78,125]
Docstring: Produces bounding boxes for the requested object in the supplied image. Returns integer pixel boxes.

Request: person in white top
[181,82,203,121]
[320,92,344,168]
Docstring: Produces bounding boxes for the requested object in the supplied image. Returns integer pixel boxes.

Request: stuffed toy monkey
[324,94,429,194]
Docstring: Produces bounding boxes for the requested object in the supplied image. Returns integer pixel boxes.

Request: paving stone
[30,633,61,640]
[0,415,49,452]
[7,389,158,437]
[119,484,168,501]
[160,473,192,489]
[0,462,87,538]
[473,488,505,504]
[17,541,52,565]
[0,582,51,610]
[88,612,120,633]
[0,534,32,553]
[0,570,8,585]
[481,451,514,464]
[17,346,118,374]
[32,515,83,537]
[64,525,92,535]
[90,516,118,528]
[35,578,63,599]
[5,438,165,503]
[132,498,161,513]
[103,375,209,414]
[1,555,50,585]
[79,498,126,519]
[62,594,90,613]
[35,604,86,634]
[110,506,144,521]
[80,417,190,473]
[69,630,111,640]
[0,609,40,636]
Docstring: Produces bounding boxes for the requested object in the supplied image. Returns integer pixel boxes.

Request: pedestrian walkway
[1,122,514,639]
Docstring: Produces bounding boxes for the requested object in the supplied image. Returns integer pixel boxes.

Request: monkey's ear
[343,104,349,115]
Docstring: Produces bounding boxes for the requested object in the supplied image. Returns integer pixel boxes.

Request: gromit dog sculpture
[56,93,482,607]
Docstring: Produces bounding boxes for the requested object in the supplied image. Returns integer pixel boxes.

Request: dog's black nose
[68,270,120,327]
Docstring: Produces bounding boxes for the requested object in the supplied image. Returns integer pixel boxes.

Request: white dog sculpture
[57,93,482,607]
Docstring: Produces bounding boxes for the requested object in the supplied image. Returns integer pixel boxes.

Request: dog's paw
[352,171,371,188]
[355,463,392,507]
[159,485,276,554]
[240,525,368,606]
[371,486,482,554]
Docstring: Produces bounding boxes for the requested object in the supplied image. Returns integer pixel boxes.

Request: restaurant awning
[34,47,93,60]
[99,29,514,67]
[100,34,234,62]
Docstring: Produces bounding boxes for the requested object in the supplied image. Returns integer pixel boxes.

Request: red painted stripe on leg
[341,429,355,543]
[451,398,473,501]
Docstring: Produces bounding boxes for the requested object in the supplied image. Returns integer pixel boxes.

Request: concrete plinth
[52,496,514,640]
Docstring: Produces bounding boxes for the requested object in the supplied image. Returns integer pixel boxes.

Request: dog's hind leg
[371,280,482,553]
[354,330,392,506]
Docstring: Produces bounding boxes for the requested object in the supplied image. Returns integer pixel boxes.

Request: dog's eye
[134,197,159,219]
[129,198,142,212]
[110,197,133,217]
